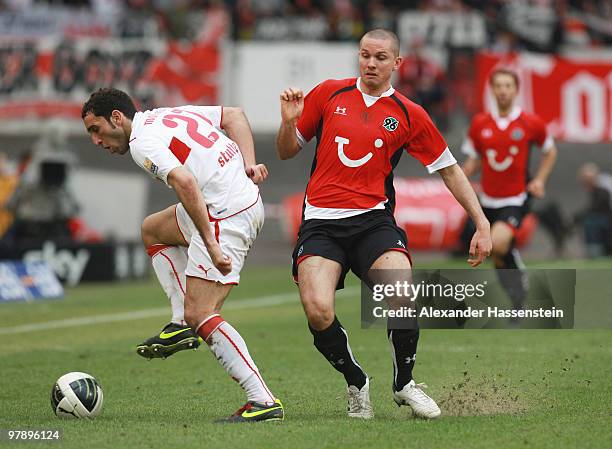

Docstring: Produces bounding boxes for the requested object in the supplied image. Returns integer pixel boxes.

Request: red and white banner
[281,178,537,250]
[0,38,221,122]
[477,52,612,143]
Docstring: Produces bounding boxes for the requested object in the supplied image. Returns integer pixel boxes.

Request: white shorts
[175,196,264,284]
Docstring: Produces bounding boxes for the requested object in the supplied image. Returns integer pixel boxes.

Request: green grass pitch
[0,260,610,449]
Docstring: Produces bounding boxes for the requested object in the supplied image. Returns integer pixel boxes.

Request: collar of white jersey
[356,77,395,107]
[129,111,145,143]
[490,104,522,130]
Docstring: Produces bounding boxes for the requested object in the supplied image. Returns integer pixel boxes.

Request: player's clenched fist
[210,244,232,275]
[526,178,545,198]
[280,87,304,122]
[246,163,268,184]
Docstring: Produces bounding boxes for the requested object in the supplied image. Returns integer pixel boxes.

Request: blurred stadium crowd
[2,0,610,125]
[0,0,610,48]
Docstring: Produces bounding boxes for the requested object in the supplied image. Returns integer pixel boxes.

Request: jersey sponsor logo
[485,148,514,172]
[334,106,347,116]
[511,128,525,141]
[335,136,373,168]
[144,158,158,175]
[382,116,399,132]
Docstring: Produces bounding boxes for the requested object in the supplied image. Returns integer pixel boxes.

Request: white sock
[147,245,187,325]
[197,315,275,404]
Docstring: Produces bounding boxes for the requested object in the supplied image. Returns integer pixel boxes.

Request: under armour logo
[334,106,347,115]
[330,358,345,366]
[397,240,406,248]
[405,354,416,364]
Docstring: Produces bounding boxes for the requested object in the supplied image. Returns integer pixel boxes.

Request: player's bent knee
[491,240,511,258]
[490,244,502,258]
[371,250,412,270]
[304,301,335,330]
[141,214,157,247]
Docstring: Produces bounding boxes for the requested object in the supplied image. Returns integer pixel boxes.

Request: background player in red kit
[277,29,492,419]
[462,69,558,309]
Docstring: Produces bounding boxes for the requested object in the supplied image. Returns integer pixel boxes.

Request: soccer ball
[50,372,104,419]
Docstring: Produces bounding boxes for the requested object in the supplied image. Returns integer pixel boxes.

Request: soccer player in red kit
[462,69,558,310]
[277,29,492,419]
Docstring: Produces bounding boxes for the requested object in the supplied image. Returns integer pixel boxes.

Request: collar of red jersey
[356,77,395,98]
[490,105,522,130]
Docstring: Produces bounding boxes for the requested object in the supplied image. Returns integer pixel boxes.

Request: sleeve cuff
[296,129,306,148]
[541,135,555,153]
[426,147,457,174]
[461,138,478,158]
[161,163,183,187]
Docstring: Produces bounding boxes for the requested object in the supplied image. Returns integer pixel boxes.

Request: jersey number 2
[163,112,219,164]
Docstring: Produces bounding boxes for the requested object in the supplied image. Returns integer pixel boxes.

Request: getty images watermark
[360,269,590,329]
[370,279,563,320]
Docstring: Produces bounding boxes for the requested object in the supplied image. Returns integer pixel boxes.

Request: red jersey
[462,106,554,208]
[296,77,454,220]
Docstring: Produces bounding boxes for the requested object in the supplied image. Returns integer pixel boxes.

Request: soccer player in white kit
[82,88,283,422]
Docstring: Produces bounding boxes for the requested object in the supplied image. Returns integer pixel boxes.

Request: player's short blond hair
[360,29,400,57]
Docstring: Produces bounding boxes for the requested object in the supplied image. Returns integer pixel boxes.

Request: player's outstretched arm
[527,144,558,198]
[276,87,304,160]
[462,156,481,178]
[221,107,268,184]
[437,163,492,267]
[167,166,232,275]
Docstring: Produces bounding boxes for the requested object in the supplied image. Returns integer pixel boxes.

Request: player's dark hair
[361,29,400,57]
[81,88,137,121]
[489,69,520,89]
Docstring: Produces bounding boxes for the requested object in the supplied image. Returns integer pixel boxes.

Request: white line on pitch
[0,286,360,335]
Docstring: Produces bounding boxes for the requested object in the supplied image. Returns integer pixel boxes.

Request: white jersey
[129,105,259,220]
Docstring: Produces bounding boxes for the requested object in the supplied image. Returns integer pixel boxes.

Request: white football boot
[347,377,374,419]
[393,380,441,419]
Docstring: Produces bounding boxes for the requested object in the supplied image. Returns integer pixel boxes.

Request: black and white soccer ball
[50,372,104,419]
